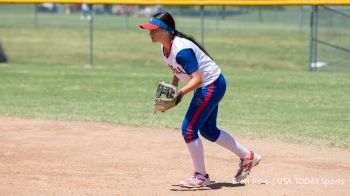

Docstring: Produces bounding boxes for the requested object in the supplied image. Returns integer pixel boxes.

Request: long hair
[153,11,214,60]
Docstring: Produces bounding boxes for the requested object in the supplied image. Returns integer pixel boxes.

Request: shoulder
[173,36,193,51]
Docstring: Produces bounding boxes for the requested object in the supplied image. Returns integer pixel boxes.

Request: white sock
[186,138,206,176]
[215,130,250,159]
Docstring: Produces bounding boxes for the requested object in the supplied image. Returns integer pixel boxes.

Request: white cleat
[179,172,211,188]
[234,151,261,183]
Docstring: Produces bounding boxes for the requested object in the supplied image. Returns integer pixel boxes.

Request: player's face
[150,28,168,43]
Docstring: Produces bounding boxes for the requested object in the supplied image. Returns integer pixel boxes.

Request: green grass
[0,27,309,69]
[0,4,349,148]
[0,64,349,149]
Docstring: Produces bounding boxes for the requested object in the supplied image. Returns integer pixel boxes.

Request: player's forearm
[172,75,179,87]
[180,76,202,96]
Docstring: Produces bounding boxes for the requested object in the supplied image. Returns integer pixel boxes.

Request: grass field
[1,64,349,148]
[0,4,349,148]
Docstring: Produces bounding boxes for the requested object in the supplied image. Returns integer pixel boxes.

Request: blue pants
[182,74,226,143]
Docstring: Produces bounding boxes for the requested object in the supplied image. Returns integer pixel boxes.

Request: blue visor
[149,17,174,34]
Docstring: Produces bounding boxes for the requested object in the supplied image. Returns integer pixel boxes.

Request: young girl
[140,11,261,188]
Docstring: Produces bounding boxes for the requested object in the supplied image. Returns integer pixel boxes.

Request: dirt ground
[0,117,349,196]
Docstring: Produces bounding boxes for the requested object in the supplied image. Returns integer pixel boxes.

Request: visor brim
[139,23,159,30]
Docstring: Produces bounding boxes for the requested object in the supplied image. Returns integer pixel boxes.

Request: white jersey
[161,36,221,87]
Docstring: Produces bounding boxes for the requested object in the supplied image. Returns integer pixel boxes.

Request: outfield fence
[0,1,349,71]
[309,6,350,71]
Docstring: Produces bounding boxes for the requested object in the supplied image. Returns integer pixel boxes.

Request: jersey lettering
[168,64,186,74]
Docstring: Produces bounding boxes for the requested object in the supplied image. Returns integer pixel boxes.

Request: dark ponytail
[153,11,214,60]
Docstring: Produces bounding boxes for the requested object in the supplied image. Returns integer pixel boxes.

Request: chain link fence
[0,4,349,71]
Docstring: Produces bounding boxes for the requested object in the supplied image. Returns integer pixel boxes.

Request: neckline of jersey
[163,36,175,59]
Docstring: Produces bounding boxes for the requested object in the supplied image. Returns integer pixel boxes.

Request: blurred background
[0,4,349,71]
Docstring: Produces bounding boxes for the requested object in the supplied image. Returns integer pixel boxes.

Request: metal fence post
[221,6,226,20]
[314,5,319,68]
[200,5,204,46]
[299,6,305,32]
[33,4,38,28]
[309,6,315,71]
[215,6,220,31]
[89,4,94,66]
[124,5,129,29]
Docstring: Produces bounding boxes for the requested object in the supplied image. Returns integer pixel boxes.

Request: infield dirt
[0,117,349,195]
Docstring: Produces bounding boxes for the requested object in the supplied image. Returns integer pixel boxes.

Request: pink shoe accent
[234,151,261,182]
[179,173,211,188]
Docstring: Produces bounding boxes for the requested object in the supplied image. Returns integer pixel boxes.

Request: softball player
[140,11,261,188]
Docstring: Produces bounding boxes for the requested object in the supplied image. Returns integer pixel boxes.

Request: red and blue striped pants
[182,74,226,143]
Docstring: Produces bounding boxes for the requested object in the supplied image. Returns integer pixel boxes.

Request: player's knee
[199,126,220,142]
[181,126,198,143]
